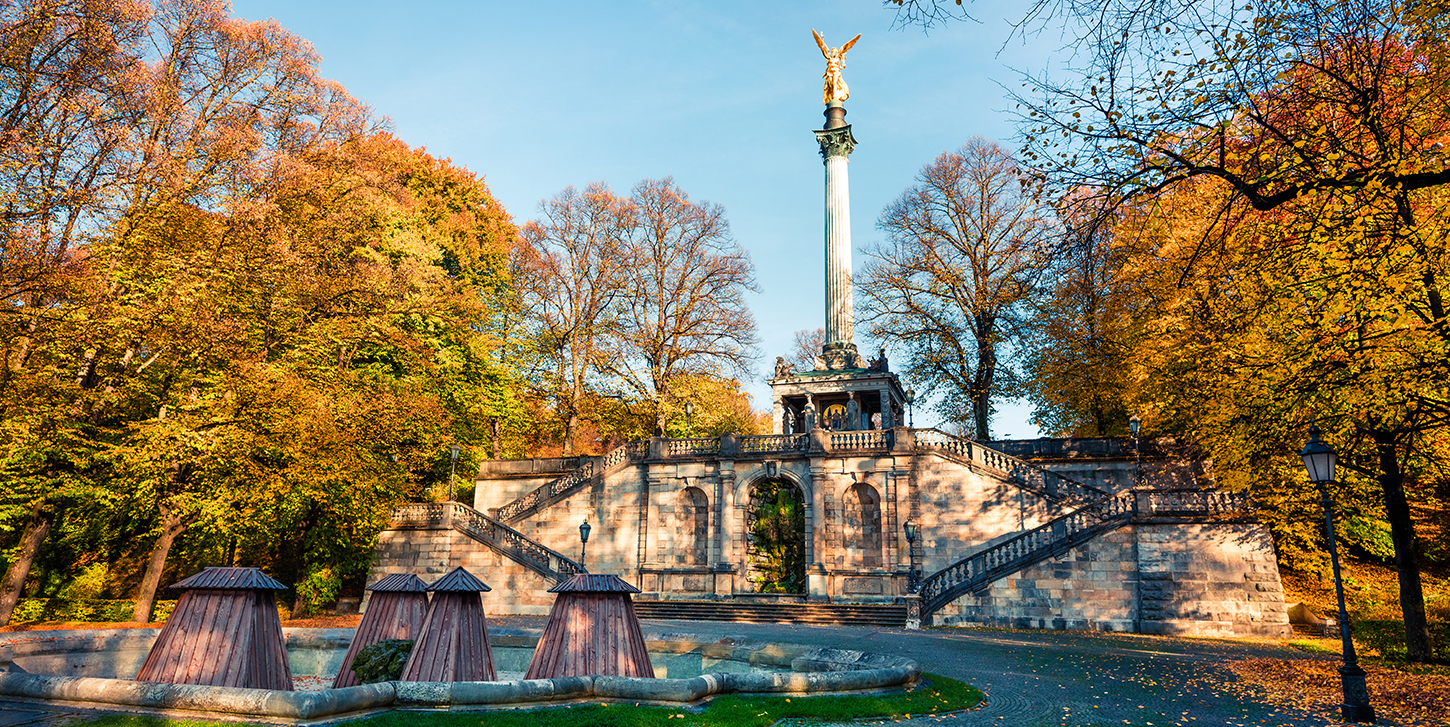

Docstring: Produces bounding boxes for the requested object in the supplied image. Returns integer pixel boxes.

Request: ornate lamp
[1128,415,1142,486]
[579,519,592,565]
[448,444,461,502]
[903,519,919,594]
[905,389,916,428]
[1300,425,1374,723]
[685,401,695,436]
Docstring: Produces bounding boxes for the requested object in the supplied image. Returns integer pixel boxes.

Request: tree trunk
[971,343,996,440]
[0,503,55,627]
[1374,430,1433,662]
[132,506,188,623]
[491,417,501,459]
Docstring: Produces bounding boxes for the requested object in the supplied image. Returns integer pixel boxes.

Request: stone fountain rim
[0,628,922,722]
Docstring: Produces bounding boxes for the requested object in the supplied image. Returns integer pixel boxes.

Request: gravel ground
[0,617,1389,727]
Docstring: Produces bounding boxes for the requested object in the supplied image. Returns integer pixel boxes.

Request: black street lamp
[905,389,916,428]
[685,401,695,437]
[1301,424,1375,724]
[903,519,919,593]
[449,444,461,502]
[579,519,592,566]
[1128,414,1142,487]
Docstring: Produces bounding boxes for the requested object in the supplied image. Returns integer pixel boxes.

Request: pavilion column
[815,103,860,370]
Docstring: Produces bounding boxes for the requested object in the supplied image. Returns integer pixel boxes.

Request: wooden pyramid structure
[524,573,654,679]
[135,567,293,690]
[333,572,428,688]
[399,566,496,682]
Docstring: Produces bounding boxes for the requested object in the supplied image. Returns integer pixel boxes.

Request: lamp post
[903,519,919,593]
[685,401,695,437]
[905,389,916,428]
[579,519,591,567]
[1301,425,1375,724]
[1128,414,1142,487]
[448,444,461,502]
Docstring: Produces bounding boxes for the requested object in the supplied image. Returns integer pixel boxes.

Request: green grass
[78,673,981,727]
[1287,639,1337,654]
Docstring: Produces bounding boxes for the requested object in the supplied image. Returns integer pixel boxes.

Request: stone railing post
[808,428,830,454]
[904,593,922,630]
[891,426,915,453]
[719,432,740,458]
[648,436,666,460]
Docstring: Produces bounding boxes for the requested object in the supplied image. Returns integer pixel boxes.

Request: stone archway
[745,480,807,594]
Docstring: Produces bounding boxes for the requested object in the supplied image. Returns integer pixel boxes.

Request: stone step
[633,600,906,627]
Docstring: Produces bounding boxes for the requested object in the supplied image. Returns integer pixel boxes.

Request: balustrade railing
[495,441,645,523]
[738,434,808,454]
[918,492,1137,614]
[668,437,721,457]
[912,428,1105,504]
[917,487,1256,617]
[390,502,585,581]
[829,430,892,451]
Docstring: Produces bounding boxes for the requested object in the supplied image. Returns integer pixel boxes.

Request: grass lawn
[77,673,982,727]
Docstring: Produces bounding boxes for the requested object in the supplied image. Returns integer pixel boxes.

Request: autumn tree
[858,138,1049,439]
[0,1,522,625]
[787,328,825,372]
[603,178,760,435]
[519,184,631,455]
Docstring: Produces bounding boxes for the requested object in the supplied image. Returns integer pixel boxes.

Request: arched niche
[744,479,807,594]
[843,481,884,570]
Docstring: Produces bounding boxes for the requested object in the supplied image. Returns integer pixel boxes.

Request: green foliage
[1353,620,1450,664]
[746,482,806,594]
[351,639,415,684]
[11,599,176,624]
[76,673,982,727]
[1341,517,1398,562]
[295,566,342,614]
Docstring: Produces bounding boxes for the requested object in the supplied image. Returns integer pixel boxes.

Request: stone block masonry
[369,433,1292,638]
[933,522,1290,638]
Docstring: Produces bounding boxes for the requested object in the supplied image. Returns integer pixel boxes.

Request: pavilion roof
[427,566,492,592]
[367,573,429,592]
[547,573,640,594]
[168,567,287,591]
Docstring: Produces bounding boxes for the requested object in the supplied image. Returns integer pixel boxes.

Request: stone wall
[932,522,1290,637]
[368,525,561,615]
[371,436,1291,637]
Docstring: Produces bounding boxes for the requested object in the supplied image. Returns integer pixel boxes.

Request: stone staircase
[388,501,586,582]
[916,489,1252,621]
[633,600,907,627]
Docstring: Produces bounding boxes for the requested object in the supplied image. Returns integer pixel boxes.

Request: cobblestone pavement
[0,618,1375,726]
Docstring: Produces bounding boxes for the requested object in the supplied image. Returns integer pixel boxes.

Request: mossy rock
[351,639,414,683]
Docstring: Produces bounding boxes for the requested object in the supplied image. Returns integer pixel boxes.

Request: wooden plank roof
[367,573,428,592]
[524,588,654,679]
[399,590,496,682]
[547,573,640,593]
[332,589,427,689]
[136,581,293,690]
[169,567,287,591]
[427,566,491,592]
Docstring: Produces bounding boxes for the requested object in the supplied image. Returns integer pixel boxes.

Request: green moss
[76,672,982,727]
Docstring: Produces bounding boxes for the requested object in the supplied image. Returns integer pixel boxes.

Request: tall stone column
[815,102,860,370]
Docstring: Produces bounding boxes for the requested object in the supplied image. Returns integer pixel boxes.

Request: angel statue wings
[813,29,861,105]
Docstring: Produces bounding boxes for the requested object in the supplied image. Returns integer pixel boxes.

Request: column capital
[814,125,857,160]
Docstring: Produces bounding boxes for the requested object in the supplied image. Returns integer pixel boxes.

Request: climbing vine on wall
[746,481,806,593]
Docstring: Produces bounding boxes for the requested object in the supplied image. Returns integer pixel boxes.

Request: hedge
[9,598,177,625]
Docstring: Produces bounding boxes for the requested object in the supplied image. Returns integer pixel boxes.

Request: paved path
[0,619,1390,726]
[632,618,1358,727]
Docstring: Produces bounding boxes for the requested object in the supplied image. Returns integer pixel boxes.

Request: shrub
[1353,620,1450,663]
[11,598,178,624]
[351,639,414,683]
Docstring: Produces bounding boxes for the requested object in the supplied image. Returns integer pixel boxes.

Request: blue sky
[231,1,1067,438]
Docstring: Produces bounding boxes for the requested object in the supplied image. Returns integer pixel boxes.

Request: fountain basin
[0,627,920,721]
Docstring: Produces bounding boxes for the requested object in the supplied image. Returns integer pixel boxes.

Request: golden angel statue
[813,29,861,105]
